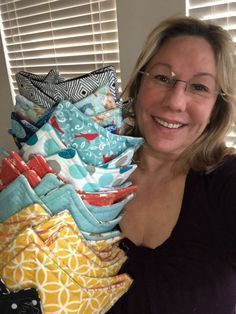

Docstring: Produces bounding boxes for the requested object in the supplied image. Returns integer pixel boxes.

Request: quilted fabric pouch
[0,152,58,191]
[82,229,121,241]
[45,147,137,192]
[10,106,56,149]
[42,225,127,279]
[34,210,121,254]
[26,152,137,207]
[33,106,55,128]
[44,223,122,263]
[0,151,28,185]
[27,154,55,178]
[9,112,38,148]
[16,68,65,108]
[100,146,137,168]
[16,66,119,109]
[48,100,144,166]
[20,122,67,161]
[0,175,51,222]
[0,151,41,191]
[73,85,123,134]
[35,225,128,287]
[0,279,8,293]
[34,173,63,197]
[85,193,134,221]
[26,157,135,207]
[40,184,122,234]
[0,227,124,281]
[17,68,64,85]
[0,203,50,252]
[91,107,124,134]
[74,85,117,115]
[0,169,41,191]
[80,184,137,206]
[15,94,48,123]
[80,192,117,206]
[0,151,58,191]
[2,150,28,172]
[0,287,43,314]
[33,172,133,221]
[0,240,132,313]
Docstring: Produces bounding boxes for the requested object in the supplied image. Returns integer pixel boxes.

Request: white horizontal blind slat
[186,0,236,147]
[187,1,236,41]
[0,0,121,100]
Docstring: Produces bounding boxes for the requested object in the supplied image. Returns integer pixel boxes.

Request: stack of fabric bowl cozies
[0,66,144,313]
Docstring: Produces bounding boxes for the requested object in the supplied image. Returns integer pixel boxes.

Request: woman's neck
[134,145,188,176]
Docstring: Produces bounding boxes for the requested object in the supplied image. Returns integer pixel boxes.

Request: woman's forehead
[146,36,217,76]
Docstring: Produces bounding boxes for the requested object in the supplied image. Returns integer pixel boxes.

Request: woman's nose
[161,81,188,112]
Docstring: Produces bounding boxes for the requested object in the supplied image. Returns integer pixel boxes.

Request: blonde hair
[123,16,236,172]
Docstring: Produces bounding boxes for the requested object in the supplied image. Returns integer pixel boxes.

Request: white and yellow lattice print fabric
[0,205,133,313]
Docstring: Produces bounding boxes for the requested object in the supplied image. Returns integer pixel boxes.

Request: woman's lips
[153,116,185,129]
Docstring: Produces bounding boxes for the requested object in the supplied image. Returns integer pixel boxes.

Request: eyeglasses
[139,66,224,101]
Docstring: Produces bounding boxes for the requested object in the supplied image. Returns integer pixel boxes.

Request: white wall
[116,0,185,88]
[0,0,185,151]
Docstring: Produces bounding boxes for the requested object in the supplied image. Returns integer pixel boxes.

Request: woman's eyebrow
[148,63,216,80]
[149,62,172,70]
[192,72,216,79]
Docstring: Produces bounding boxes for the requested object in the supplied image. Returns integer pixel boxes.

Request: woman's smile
[152,116,184,129]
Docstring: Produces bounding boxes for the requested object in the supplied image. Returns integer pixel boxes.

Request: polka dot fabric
[0,284,43,314]
[45,147,137,192]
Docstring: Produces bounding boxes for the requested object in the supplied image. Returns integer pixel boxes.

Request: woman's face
[135,35,218,159]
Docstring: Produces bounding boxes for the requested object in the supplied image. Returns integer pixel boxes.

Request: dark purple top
[108,156,236,314]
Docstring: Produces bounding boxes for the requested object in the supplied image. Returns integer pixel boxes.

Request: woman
[108,16,236,314]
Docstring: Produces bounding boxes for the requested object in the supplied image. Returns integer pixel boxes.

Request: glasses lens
[188,75,217,98]
[147,65,174,89]
[145,65,218,99]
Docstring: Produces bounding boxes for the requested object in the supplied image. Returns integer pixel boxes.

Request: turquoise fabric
[0,175,51,222]
[34,173,63,197]
[90,107,124,134]
[48,100,144,166]
[41,184,122,234]
[15,95,48,123]
[81,229,121,241]
[85,192,134,221]
[20,123,66,161]
[74,85,116,115]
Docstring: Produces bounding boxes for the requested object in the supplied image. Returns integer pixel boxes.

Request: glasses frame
[139,70,225,98]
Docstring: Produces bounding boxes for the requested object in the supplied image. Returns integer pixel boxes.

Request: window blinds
[186,1,236,42]
[186,0,236,147]
[0,0,120,97]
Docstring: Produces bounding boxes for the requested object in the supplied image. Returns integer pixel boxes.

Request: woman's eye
[191,83,209,93]
[153,74,171,84]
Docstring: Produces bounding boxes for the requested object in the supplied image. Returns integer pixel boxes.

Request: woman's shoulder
[209,154,236,181]
[188,153,236,199]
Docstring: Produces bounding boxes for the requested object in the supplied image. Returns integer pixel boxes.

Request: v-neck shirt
[108,155,236,314]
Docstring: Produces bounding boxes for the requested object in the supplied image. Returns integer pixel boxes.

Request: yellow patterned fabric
[0,226,128,282]
[34,211,124,265]
[0,204,132,313]
[0,242,132,313]
[0,203,50,251]
[42,224,127,278]
[35,210,122,255]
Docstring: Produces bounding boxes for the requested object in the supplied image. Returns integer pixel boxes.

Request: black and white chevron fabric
[16,66,119,109]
